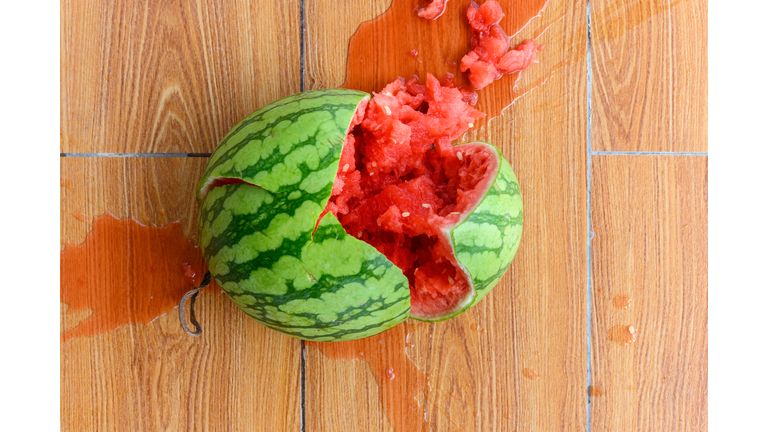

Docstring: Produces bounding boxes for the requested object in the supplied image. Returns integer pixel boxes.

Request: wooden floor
[60,0,707,430]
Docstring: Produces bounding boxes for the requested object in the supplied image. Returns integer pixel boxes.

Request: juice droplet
[72,212,88,222]
[387,366,396,380]
[523,368,539,380]
[61,213,207,342]
[608,325,637,345]
[182,262,197,282]
[612,295,632,309]
[588,385,605,397]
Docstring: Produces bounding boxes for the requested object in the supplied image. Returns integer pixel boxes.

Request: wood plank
[305,0,392,90]
[590,156,707,431]
[61,0,301,153]
[60,157,301,431]
[590,0,707,152]
[304,0,589,430]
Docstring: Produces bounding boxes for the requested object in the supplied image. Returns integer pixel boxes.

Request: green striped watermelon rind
[417,141,523,322]
[196,89,522,340]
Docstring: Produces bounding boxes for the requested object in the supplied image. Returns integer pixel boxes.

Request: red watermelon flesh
[461,0,543,90]
[325,74,500,318]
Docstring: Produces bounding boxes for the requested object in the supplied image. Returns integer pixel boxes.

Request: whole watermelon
[196,88,522,342]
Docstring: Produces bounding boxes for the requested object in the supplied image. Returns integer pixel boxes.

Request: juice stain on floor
[608,324,638,345]
[60,213,207,342]
[612,294,632,309]
[309,325,430,431]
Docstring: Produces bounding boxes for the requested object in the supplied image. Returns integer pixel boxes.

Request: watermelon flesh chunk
[325,74,499,319]
[460,0,543,90]
[417,0,449,20]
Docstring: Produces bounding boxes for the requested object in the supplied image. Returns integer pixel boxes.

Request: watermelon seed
[371,161,377,167]
[384,106,392,115]
[468,123,474,128]
[457,152,464,160]
[422,203,431,208]
[402,212,410,217]
[342,164,350,172]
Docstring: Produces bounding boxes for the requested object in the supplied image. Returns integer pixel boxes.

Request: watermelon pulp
[325,74,499,319]
[460,0,543,90]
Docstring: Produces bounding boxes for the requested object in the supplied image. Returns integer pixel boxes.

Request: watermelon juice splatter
[342,0,549,127]
[309,325,431,430]
[60,213,207,342]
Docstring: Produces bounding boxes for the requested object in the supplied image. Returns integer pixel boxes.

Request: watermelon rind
[414,141,523,322]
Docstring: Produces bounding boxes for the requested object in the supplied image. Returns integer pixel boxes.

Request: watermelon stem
[178,271,212,337]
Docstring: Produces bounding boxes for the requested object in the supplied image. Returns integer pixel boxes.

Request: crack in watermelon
[325,74,499,319]
[198,177,264,203]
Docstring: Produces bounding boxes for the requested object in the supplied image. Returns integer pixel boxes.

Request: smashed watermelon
[196,75,523,341]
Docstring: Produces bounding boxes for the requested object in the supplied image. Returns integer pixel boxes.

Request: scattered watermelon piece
[417,0,449,20]
[460,0,543,90]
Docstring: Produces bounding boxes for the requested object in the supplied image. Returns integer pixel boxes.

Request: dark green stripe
[465,211,522,228]
[237,296,410,340]
[219,254,402,302]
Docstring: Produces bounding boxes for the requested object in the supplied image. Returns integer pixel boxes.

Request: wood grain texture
[61,157,301,431]
[590,156,708,431]
[305,0,392,90]
[61,0,301,153]
[590,0,707,152]
[304,0,590,430]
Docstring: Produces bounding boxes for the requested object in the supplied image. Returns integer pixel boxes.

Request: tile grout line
[585,0,594,430]
[299,0,307,431]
